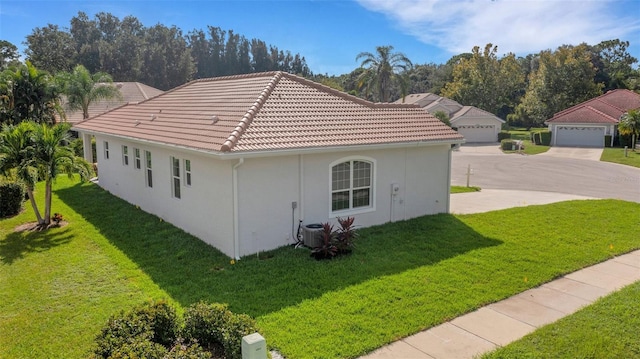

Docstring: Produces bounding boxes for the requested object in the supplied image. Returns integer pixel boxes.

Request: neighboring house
[74,72,464,259]
[64,82,164,125]
[545,89,640,147]
[395,93,504,143]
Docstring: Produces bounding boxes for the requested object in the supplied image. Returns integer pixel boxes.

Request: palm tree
[619,109,640,150]
[356,45,413,103]
[0,122,43,224]
[56,64,121,120]
[32,122,92,225]
[0,61,62,125]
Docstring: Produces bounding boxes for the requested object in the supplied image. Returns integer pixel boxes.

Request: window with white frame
[331,159,373,212]
[184,159,192,186]
[171,156,181,198]
[103,141,109,159]
[145,150,153,188]
[134,148,141,169]
[122,145,129,166]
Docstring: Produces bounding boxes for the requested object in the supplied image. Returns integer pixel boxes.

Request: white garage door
[457,125,496,143]
[555,126,604,147]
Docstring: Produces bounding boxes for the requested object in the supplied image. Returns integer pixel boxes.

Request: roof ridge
[584,105,618,122]
[279,72,420,109]
[135,82,150,99]
[220,72,284,152]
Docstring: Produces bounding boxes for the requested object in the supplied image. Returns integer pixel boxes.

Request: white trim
[328,156,377,217]
[74,129,464,160]
[232,158,244,260]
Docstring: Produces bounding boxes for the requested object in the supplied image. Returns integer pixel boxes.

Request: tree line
[324,40,638,129]
[16,12,312,90]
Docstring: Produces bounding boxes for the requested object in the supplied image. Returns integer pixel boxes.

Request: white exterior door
[555,126,604,147]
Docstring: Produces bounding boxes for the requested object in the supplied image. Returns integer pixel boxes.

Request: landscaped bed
[1,177,639,358]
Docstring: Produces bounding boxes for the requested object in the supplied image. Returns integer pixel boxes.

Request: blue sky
[1,0,639,76]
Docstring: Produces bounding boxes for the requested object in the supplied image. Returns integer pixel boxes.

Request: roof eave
[74,127,464,160]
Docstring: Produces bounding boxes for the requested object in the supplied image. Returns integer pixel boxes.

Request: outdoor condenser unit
[302,223,323,248]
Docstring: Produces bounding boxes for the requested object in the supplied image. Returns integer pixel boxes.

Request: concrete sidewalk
[361,250,640,359]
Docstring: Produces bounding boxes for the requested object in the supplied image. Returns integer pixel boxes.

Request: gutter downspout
[232,158,244,260]
[446,146,452,214]
[299,154,304,222]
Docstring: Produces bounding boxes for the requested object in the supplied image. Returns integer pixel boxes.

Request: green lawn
[482,280,640,359]
[1,177,639,358]
[451,185,481,193]
[601,147,640,168]
[501,129,550,155]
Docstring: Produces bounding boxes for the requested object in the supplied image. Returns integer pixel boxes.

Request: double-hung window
[331,159,373,213]
[103,141,109,159]
[184,159,192,186]
[145,150,153,188]
[134,148,141,169]
[122,145,129,166]
[171,157,181,198]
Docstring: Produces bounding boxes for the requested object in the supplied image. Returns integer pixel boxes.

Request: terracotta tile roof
[64,82,164,124]
[546,89,640,124]
[74,72,463,154]
[393,93,442,108]
[450,106,505,123]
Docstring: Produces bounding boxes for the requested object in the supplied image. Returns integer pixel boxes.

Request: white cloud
[355,0,640,55]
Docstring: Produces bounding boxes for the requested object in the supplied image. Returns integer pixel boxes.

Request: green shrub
[93,300,179,358]
[532,131,552,146]
[221,313,259,359]
[183,302,231,352]
[165,342,212,359]
[183,302,258,359]
[107,337,168,359]
[0,182,24,217]
[497,132,511,141]
[605,135,612,147]
[501,139,516,150]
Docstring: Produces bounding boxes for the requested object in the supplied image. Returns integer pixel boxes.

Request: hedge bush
[531,131,551,145]
[0,182,24,217]
[497,132,511,141]
[94,301,258,359]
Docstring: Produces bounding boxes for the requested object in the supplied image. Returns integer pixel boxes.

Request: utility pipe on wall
[232,158,244,260]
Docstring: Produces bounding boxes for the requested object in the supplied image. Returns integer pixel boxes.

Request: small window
[104,141,109,159]
[331,159,373,212]
[122,145,129,166]
[145,150,153,188]
[184,159,192,186]
[171,156,181,198]
[134,148,141,169]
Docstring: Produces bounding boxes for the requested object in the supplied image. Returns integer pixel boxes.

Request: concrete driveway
[539,147,603,161]
[451,146,640,207]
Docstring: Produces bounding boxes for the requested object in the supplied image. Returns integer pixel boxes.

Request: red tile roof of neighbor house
[73,72,463,153]
[64,82,164,124]
[546,89,640,124]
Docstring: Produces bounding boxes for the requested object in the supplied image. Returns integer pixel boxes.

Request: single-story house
[64,82,163,125]
[545,89,640,147]
[395,93,505,143]
[74,72,464,259]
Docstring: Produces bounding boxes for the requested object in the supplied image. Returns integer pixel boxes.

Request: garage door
[456,125,496,143]
[555,126,604,147]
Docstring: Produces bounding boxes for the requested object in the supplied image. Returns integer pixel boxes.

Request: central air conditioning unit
[302,223,323,248]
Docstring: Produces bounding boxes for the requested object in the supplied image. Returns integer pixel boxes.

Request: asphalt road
[451,151,640,203]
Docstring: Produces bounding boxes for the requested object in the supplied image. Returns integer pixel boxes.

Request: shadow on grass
[56,182,502,317]
[0,227,73,264]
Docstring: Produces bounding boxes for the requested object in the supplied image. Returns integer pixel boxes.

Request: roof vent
[151,114,156,121]
[134,120,141,126]
[211,115,219,124]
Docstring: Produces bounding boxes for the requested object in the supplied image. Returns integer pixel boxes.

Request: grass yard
[601,147,640,168]
[482,281,640,359]
[1,177,639,358]
[502,129,550,155]
[451,185,481,193]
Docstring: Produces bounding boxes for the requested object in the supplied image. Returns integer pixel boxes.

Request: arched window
[331,158,374,213]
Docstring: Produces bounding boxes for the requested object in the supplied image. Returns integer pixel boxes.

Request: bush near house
[93,300,258,359]
[497,132,511,141]
[0,182,24,217]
